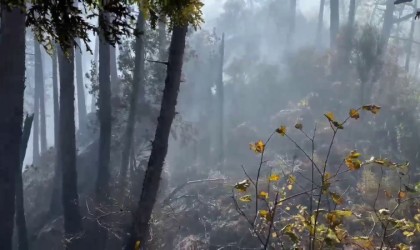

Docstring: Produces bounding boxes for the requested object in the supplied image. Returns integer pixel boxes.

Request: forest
[1,0,420,249]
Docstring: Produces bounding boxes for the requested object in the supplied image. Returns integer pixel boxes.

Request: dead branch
[162,178,226,206]
[146,59,168,65]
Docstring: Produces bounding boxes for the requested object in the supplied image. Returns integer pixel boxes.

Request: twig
[241,165,256,187]
[146,59,168,65]
[285,134,322,176]
[162,178,226,206]
[255,131,275,221]
[263,192,279,249]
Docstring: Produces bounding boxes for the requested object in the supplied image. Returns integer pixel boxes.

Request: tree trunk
[75,39,87,136]
[0,6,25,250]
[330,0,339,49]
[32,71,40,165]
[348,0,356,28]
[49,45,62,216]
[37,43,47,153]
[58,46,84,250]
[110,44,119,97]
[96,9,111,200]
[52,45,60,148]
[158,16,167,61]
[287,0,297,45]
[15,114,34,250]
[125,25,188,250]
[405,3,416,72]
[380,0,395,52]
[154,15,168,108]
[91,35,100,113]
[315,0,325,48]
[216,33,225,169]
[120,12,145,189]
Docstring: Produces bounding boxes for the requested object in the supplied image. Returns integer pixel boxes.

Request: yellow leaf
[330,192,344,205]
[325,228,340,244]
[276,125,287,136]
[323,172,332,192]
[403,231,415,237]
[285,206,290,211]
[282,224,300,244]
[332,121,344,129]
[330,210,352,217]
[268,174,280,182]
[345,158,361,171]
[324,112,344,129]
[362,104,381,114]
[334,227,348,241]
[348,150,361,159]
[414,214,420,222]
[135,241,141,250]
[239,195,252,202]
[351,237,374,250]
[416,223,420,232]
[397,243,411,250]
[294,123,303,130]
[286,175,296,191]
[234,179,251,192]
[324,112,335,122]
[258,191,269,200]
[249,140,265,154]
[288,175,296,185]
[259,210,272,221]
[398,190,407,200]
[349,109,360,119]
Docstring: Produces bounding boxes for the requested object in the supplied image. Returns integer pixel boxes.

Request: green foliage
[135,0,203,29]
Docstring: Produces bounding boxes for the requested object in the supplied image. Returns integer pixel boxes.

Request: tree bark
[380,0,395,52]
[52,45,60,148]
[315,0,325,48]
[15,114,34,250]
[110,44,119,97]
[75,38,87,136]
[96,8,111,200]
[58,46,84,250]
[37,44,47,153]
[405,2,417,72]
[91,35,100,113]
[125,25,188,250]
[158,16,167,61]
[49,45,62,216]
[0,6,25,250]
[330,0,339,49]
[32,69,40,165]
[120,12,145,189]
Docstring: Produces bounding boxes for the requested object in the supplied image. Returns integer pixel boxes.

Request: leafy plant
[233,105,420,249]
